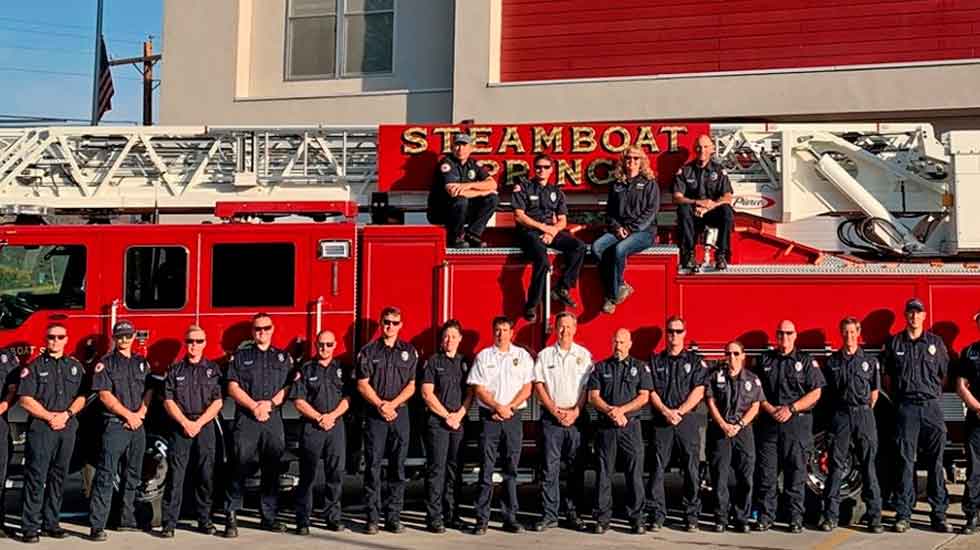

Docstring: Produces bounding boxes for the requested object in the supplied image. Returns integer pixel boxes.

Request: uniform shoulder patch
[811,359,819,368]
[294,371,302,382]
[94,362,105,373]
[513,184,522,193]
[20,367,29,378]
[440,162,452,173]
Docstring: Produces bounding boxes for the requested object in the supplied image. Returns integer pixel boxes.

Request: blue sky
[0,0,162,124]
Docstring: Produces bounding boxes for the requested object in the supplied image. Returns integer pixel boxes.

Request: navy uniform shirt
[606,175,660,237]
[0,348,20,406]
[753,348,826,407]
[92,350,150,415]
[649,349,709,424]
[421,351,469,412]
[956,341,980,422]
[705,366,764,424]
[164,357,222,419]
[823,348,880,408]
[226,343,293,418]
[587,355,654,426]
[511,178,568,234]
[289,358,348,420]
[881,330,948,402]
[356,339,418,404]
[428,154,492,210]
[672,160,732,201]
[18,352,85,412]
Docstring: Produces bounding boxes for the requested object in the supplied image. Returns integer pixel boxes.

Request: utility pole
[109,38,162,126]
[89,0,104,125]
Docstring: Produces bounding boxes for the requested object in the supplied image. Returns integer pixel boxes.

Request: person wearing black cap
[426,132,500,248]
[0,347,19,536]
[89,319,153,541]
[160,325,224,538]
[18,323,85,543]
[882,298,951,533]
[956,310,980,535]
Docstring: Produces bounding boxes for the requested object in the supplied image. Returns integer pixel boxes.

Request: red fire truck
[0,121,978,523]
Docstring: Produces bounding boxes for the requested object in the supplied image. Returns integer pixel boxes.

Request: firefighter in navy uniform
[956,310,980,535]
[752,320,825,533]
[426,133,500,248]
[588,328,652,535]
[512,153,587,322]
[673,134,735,271]
[356,306,418,534]
[291,329,350,535]
[646,316,708,532]
[223,313,293,538]
[17,323,86,544]
[89,320,153,541]
[0,348,19,536]
[819,317,884,534]
[160,325,224,538]
[882,298,952,533]
[704,340,763,533]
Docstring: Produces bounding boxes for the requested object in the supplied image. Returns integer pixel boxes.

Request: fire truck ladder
[0,125,378,215]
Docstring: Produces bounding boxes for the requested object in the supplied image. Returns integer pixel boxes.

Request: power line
[0,25,146,45]
[0,44,92,55]
[0,15,153,39]
[0,66,147,82]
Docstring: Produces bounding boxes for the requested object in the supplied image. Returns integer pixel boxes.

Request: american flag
[95,35,114,123]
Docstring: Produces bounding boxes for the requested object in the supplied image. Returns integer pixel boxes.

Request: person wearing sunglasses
[819,317,883,534]
[0,347,19,536]
[512,153,587,322]
[592,145,660,314]
[646,316,708,532]
[291,329,350,535]
[17,323,85,543]
[223,313,293,538]
[673,134,735,272]
[956,309,980,536]
[704,340,762,533]
[752,320,825,534]
[160,325,223,538]
[427,132,500,248]
[89,319,153,541]
[420,319,473,533]
[356,306,418,534]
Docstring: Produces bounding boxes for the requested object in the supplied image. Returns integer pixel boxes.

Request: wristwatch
[789,403,798,415]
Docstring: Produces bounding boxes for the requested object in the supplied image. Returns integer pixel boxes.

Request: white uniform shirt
[534,342,593,409]
[468,344,535,410]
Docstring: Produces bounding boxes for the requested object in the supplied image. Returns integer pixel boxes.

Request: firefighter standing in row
[223,313,292,537]
[956,310,980,536]
[89,320,152,542]
[819,317,883,534]
[18,323,86,544]
[291,329,350,535]
[588,328,652,534]
[646,316,707,532]
[420,319,472,533]
[160,325,224,538]
[427,133,500,249]
[468,316,534,535]
[753,320,824,533]
[356,306,418,534]
[704,340,762,533]
[883,298,952,533]
[0,347,19,536]
[532,312,592,532]
[673,134,735,272]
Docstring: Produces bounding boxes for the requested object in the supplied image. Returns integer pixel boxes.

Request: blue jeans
[591,230,653,300]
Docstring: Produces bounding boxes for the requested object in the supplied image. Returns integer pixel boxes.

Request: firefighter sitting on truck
[673,134,735,272]
[426,133,500,249]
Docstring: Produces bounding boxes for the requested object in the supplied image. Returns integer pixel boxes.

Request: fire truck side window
[0,245,87,329]
[211,243,295,307]
[125,246,188,310]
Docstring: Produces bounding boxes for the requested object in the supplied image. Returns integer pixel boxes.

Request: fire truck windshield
[0,245,86,329]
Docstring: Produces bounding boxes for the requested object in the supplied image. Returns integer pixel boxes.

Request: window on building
[0,245,86,329]
[286,0,394,79]
[125,246,188,310]
[211,243,295,308]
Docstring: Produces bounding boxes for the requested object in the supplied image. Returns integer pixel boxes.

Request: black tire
[805,430,866,524]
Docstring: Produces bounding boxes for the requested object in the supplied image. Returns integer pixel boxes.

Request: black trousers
[444,194,499,242]
[646,416,702,524]
[676,203,734,260]
[162,421,217,529]
[0,416,8,527]
[707,424,755,525]
[423,414,464,525]
[594,419,644,525]
[823,406,881,521]
[475,411,523,525]
[894,399,948,521]
[965,418,980,517]
[22,419,77,533]
[225,414,285,523]
[363,412,410,524]
[90,418,146,530]
[518,229,586,309]
[754,413,812,524]
[296,421,346,526]
[540,413,588,522]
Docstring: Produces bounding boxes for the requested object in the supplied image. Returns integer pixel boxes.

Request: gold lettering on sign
[505,160,530,184]
[433,127,459,154]
[479,160,500,178]
[660,126,688,152]
[556,159,582,187]
[401,127,427,154]
[533,126,564,153]
[601,126,631,153]
[470,127,493,154]
[587,158,616,186]
[571,127,597,153]
[497,126,526,154]
[633,126,660,153]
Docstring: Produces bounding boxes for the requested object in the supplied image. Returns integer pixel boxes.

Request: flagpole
[90,0,105,125]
